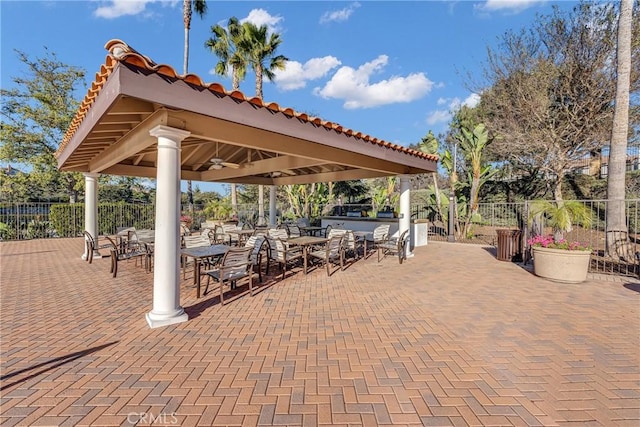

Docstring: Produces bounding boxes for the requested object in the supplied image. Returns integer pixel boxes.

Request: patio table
[300,226,323,236]
[287,236,328,274]
[352,231,372,259]
[227,229,255,245]
[181,244,230,297]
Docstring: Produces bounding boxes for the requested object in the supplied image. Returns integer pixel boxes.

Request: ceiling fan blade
[281,169,296,175]
[221,161,240,169]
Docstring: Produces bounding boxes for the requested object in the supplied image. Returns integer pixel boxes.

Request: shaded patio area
[1,238,639,426]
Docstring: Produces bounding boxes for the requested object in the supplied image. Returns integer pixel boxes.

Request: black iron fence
[2,199,638,278]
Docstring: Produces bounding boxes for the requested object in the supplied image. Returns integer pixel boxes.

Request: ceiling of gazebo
[55,39,438,186]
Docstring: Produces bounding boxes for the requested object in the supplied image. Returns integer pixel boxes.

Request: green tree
[182,0,208,213]
[0,49,86,202]
[332,180,368,203]
[478,2,639,202]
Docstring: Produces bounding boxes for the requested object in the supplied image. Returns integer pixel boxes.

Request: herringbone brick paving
[1,238,638,426]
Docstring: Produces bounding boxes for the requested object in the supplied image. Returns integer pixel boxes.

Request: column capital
[83,172,100,180]
[398,174,411,181]
[149,125,191,141]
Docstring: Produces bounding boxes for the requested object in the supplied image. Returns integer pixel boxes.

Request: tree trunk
[183,2,193,214]
[258,185,265,225]
[231,183,238,216]
[606,0,633,260]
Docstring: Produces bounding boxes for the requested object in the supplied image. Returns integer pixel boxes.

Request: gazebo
[56,39,438,328]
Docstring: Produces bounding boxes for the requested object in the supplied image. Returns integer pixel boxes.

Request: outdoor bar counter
[320,216,428,248]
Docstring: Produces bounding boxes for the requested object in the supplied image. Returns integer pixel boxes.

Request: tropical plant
[282,183,329,220]
[182,0,208,213]
[528,200,593,242]
[203,198,232,220]
[419,130,444,220]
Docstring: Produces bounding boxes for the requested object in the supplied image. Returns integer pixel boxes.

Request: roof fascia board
[88,109,168,172]
[57,66,124,169]
[116,66,436,173]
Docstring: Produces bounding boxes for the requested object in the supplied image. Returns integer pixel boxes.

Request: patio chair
[296,217,311,228]
[215,223,240,246]
[182,233,215,279]
[366,224,390,257]
[267,228,289,241]
[266,236,303,280]
[244,234,268,282]
[286,223,302,238]
[103,236,151,278]
[83,230,112,264]
[203,246,253,305]
[377,229,410,264]
[308,234,345,276]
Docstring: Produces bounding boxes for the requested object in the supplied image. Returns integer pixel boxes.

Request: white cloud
[320,2,361,24]
[475,0,546,14]
[274,57,341,91]
[425,93,481,125]
[314,55,434,109]
[426,110,452,126]
[241,9,284,34]
[462,93,481,108]
[94,0,153,18]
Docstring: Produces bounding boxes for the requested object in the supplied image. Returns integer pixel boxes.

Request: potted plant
[528,201,592,283]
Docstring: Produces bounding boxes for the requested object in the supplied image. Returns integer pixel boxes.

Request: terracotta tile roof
[57,39,438,162]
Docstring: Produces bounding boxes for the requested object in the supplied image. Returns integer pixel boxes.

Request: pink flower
[527,235,590,251]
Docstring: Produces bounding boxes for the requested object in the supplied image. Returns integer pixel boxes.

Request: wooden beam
[272,169,386,185]
[104,163,201,181]
[171,111,410,175]
[200,155,324,181]
[88,110,168,173]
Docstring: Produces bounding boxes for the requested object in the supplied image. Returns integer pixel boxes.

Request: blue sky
[1,0,576,195]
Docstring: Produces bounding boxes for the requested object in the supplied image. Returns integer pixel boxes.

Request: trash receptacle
[496,229,522,262]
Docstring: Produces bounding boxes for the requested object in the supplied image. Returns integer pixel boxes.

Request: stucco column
[269,185,277,227]
[399,174,412,257]
[82,172,100,260]
[146,125,190,328]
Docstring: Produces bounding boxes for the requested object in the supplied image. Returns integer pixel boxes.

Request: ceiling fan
[208,142,240,170]
[270,169,296,177]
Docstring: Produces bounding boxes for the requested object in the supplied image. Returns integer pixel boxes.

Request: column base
[146,308,188,328]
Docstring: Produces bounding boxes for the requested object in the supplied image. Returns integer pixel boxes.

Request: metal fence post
[448,195,455,242]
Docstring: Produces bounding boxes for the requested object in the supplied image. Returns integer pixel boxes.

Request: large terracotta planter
[532,246,591,283]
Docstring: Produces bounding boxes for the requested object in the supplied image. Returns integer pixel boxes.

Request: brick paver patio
[1,238,638,426]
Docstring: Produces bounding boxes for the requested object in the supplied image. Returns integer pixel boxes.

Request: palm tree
[182,0,207,213]
[237,22,288,99]
[239,22,289,224]
[206,17,247,217]
[605,0,634,259]
[183,0,207,75]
